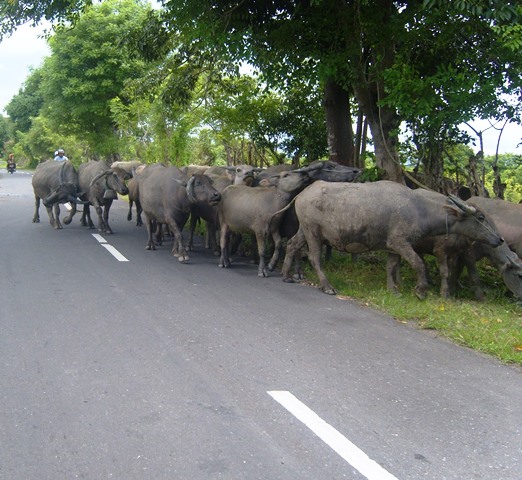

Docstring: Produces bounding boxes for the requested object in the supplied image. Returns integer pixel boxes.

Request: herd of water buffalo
[31,158,522,300]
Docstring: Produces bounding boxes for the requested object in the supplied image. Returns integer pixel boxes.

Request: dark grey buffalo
[31,160,84,229]
[281,181,503,299]
[78,160,129,234]
[296,160,362,183]
[278,160,363,242]
[466,196,522,258]
[126,177,143,226]
[218,170,312,277]
[413,234,522,299]
[137,165,221,262]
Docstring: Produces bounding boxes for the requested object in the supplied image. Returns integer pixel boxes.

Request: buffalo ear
[443,204,464,218]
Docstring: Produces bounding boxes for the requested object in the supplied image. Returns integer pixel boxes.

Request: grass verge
[299,250,522,365]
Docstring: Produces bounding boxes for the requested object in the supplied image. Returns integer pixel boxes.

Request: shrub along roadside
[299,251,522,365]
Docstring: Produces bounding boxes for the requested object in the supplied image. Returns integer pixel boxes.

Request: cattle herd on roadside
[30,159,522,300]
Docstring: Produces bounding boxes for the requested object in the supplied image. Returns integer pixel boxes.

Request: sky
[0,22,521,156]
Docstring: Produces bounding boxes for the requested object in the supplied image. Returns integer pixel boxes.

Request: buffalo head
[186,174,221,206]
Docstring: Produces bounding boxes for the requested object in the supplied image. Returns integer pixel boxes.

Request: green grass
[299,250,522,365]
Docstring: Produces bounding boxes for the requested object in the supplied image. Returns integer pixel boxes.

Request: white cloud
[0,23,51,113]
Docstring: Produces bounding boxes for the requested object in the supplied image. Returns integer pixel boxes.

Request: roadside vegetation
[299,251,522,365]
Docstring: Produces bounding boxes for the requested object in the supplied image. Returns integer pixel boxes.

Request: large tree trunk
[353,68,404,184]
[323,79,355,166]
[362,104,404,183]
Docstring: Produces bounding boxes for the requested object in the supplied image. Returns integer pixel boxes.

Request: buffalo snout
[209,191,221,205]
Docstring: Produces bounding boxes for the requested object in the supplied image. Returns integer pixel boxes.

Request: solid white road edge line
[101,244,129,262]
[267,390,399,480]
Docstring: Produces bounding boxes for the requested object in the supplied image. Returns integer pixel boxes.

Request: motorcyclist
[54,149,68,162]
[7,153,16,172]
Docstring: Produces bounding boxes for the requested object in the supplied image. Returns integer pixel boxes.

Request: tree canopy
[1,0,521,198]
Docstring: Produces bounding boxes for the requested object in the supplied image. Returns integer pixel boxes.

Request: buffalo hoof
[282,276,295,283]
[322,287,337,295]
[32,218,40,223]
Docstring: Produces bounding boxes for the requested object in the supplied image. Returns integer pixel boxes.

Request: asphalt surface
[1,169,521,480]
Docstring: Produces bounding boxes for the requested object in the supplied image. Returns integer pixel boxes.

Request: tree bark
[356,85,403,183]
[323,79,355,166]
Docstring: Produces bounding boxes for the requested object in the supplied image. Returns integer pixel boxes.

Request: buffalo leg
[392,243,430,299]
[52,204,63,229]
[255,231,268,277]
[386,254,402,294]
[167,219,189,262]
[127,200,133,222]
[80,205,95,229]
[63,202,77,225]
[102,201,113,234]
[218,223,231,268]
[33,197,41,223]
[281,228,307,282]
[188,214,198,251]
[135,199,143,226]
[268,230,283,272]
[304,227,336,295]
[144,215,156,250]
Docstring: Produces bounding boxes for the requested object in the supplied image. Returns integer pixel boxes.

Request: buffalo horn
[186,176,196,203]
[90,170,109,187]
[293,162,323,173]
[68,195,89,204]
[58,161,66,184]
[448,194,476,214]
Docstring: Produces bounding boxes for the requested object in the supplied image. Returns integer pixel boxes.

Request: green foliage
[0,0,93,40]
[484,153,522,203]
[0,116,14,156]
[39,0,150,156]
[14,115,86,167]
[5,67,45,133]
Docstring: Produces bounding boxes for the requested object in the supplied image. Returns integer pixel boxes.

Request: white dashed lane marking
[268,391,399,480]
[92,234,129,262]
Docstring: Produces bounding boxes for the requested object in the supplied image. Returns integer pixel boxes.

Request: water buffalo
[296,160,362,183]
[137,166,221,261]
[218,170,312,277]
[281,181,503,299]
[412,234,522,299]
[109,161,145,227]
[31,160,84,229]
[125,177,143,226]
[78,160,129,234]
[466,196,522,258]
[187,165,261,253]
[277,160,363,243]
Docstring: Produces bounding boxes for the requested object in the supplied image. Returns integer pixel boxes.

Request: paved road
[1,169,521,479]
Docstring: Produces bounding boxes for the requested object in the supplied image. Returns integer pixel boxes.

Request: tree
[5,67,45,133]
[0,0,92,40]
[5,0,521,182]
[38,0,150,157]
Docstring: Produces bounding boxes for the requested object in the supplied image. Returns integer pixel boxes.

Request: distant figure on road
[54,149,68,162]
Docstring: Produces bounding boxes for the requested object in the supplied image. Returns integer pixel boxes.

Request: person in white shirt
[54,149,68,161]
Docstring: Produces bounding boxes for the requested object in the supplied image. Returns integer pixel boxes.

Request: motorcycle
[7,162,16,174]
